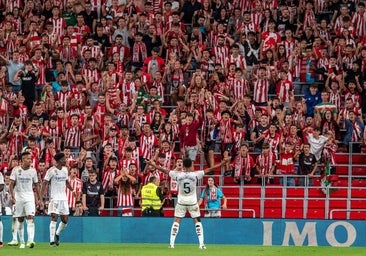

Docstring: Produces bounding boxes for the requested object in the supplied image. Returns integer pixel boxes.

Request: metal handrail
[330,209,366,219]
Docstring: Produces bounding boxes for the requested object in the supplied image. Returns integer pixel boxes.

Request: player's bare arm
[203,157,230,174]
[146,159,170,174]
[9,179,16,204]
[35,182,44,209]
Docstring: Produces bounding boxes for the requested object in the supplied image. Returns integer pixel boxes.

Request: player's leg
[17,217,25,248]
[49,213,58,246]
[25,215,35,248]
[169,216,181,248]
[189,204,205,249]
[8,217,19,245]
[193,218,205,249]
[55,212,69,246]
[24,201,36,248]
[14,201,25,248]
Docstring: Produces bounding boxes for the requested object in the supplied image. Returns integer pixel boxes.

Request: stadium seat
[350,200,366,209]
[308,199,325,209]
[285,208,304,219]
[264,186,283,198]
[350,211,366,220]
[286,199,304,208]
[264,208,282,218]
[243,186,261,197]
[351,188,366,198]
[308,188,325,198]
[286,188,305,198]
[306,209,326,219]
[330,211,347,219]
[223,187,240,197]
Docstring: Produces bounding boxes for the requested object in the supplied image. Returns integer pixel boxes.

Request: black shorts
[204,141,216,152]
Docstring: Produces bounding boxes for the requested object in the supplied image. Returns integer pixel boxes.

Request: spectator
[298,143,318,186]
[344,110,365,153]
[72,200,85,217]
[67,165,82,215]
[114,168,137,216]
[140,175,163,217]
[232,144,256,183]
[82,169,105,216]
[305,126,329,161]
[255,142,276,185]
[198,177,227,218]
[0,51,24,93]
[179,111,202,161]
[278,141,299,186]
[303,84,322,118]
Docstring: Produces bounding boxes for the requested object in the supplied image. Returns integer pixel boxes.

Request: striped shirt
[139,134,159,159]
[67,177,83,208]
[64,125,81,148]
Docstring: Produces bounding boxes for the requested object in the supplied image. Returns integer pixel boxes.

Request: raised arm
[146,160,170,174]
[203,158,229,174]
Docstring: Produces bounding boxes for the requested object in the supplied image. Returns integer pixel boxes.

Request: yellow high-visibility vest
[141,183,162,211]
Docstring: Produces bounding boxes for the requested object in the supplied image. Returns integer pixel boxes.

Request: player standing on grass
[42,152,75,246]
[147,157,228,249]
[10,151,43,249]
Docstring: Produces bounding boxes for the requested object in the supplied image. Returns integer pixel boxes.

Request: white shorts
[174,203,200,218]
[13,201,36,218]
[48,200,70,215]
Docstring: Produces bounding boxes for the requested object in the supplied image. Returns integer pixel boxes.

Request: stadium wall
[1,216,364,246]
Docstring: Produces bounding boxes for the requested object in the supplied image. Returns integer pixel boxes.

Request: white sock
[195,222,204,246]
[26,219,35,243]
[50,221,57,242]
[18,220,25,244]
[56,222,67,236]
[170,222,180,246]
[12,218,18,241]
[0,220,3,242]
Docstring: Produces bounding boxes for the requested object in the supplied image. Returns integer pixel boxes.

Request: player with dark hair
[42,152,74,246]
[147,157,228,249]
[9,151,43,249]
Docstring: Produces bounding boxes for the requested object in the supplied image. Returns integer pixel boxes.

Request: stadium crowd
[0,0,365,218]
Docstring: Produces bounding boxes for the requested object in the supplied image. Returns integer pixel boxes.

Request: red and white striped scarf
[132,42,147,63]
[234,153,251,178]
[352,121,362,142]
[257,152,274,175]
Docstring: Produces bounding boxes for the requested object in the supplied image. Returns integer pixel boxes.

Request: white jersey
[169,170,204,205]
[10,166,38,202]
[44,166,69,200]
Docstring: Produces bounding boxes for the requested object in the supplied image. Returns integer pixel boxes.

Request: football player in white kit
[147,157,228,249]
[42,152,75,247]
[9,151,43,249]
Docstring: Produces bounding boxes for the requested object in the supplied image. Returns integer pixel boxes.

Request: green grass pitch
[1,243,365,256]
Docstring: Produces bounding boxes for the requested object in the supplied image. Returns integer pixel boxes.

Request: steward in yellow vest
[141,176,164,216]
